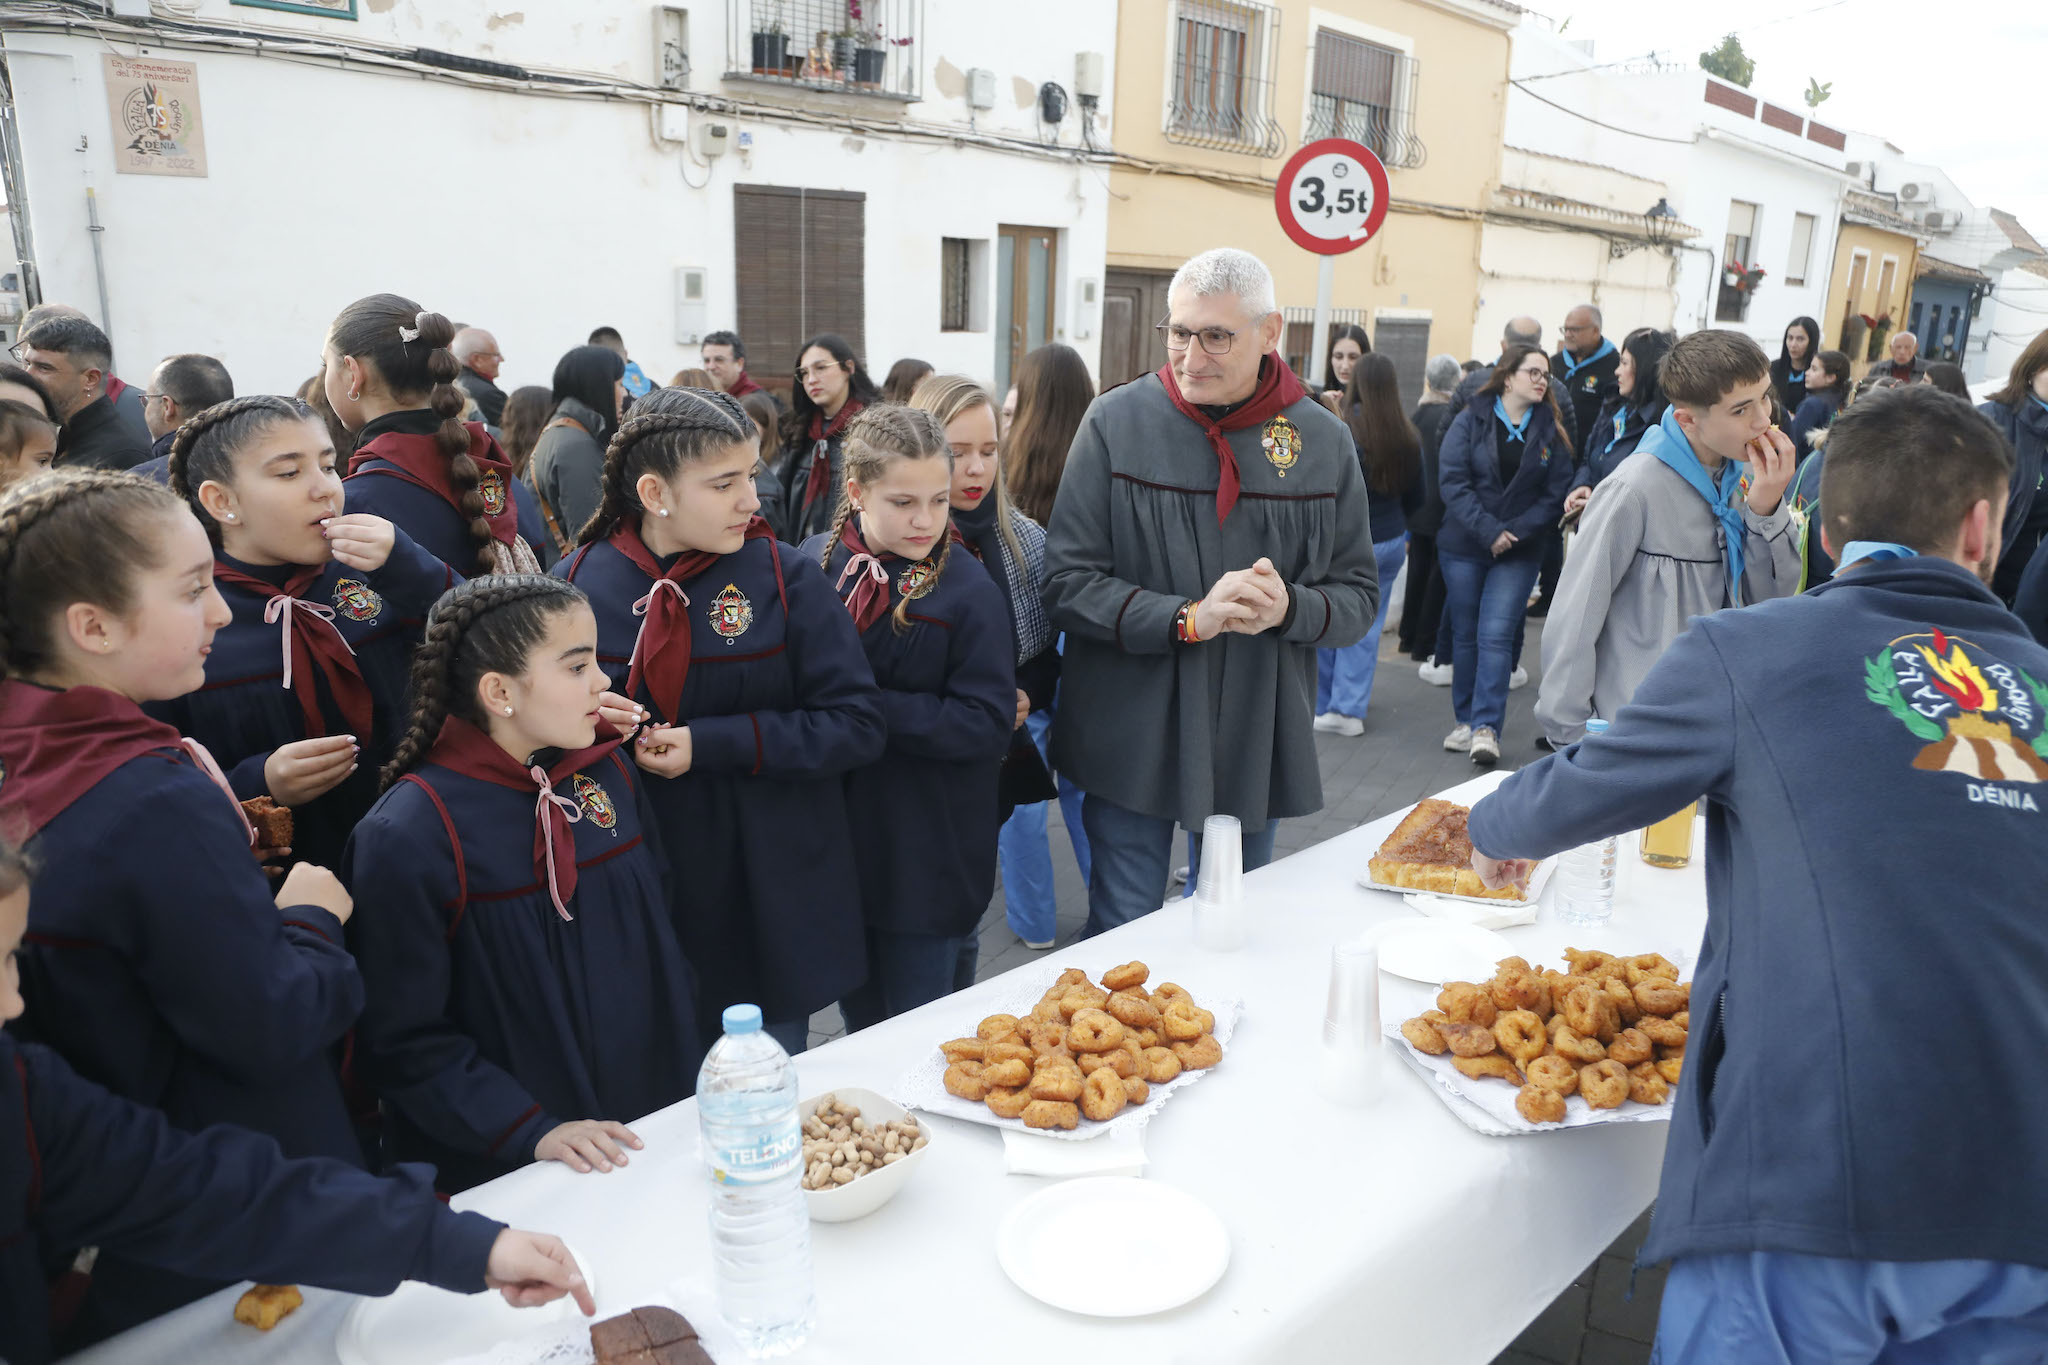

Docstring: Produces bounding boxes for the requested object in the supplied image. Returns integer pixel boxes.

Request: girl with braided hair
[0,469,364,1342]
[326,293,549,584]
[342,575,700,1193]
[554,386,880,1053]
[800,405,1015,1028]
[154,394,454,872]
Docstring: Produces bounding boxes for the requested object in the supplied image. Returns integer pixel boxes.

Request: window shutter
[734,184,868,383]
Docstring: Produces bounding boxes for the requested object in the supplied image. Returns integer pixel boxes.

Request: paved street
[804,614,1662,1365]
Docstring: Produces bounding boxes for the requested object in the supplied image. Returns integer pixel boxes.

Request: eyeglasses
[1156,317,1239,356]
[1515,367,1551,382]
[143,391,168,403]
[1560,323,1595,335]
[797,360,848,381]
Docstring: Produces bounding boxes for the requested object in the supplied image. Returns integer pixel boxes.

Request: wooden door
[996,225,1059,395]
[1103,267,1174,389]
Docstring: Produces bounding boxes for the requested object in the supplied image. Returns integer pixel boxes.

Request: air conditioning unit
[1923,209,1960,230]
[1899,182,1928,202]
[1845,160,1872,181]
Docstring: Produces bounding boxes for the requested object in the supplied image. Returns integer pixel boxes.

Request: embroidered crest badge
[1864,628,2048,788]
[898,559,938,600]
[331,577,384,622]
[1260,414,1301,477]
[569,774,619,830]
[476,469,507,517]
[709,583,753,642]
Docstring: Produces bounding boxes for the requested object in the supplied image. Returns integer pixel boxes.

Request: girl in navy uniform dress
[152,395,454,872]
[344,576,701,1193]
[803,406,1015,1028]
[325,294,547,585]
[0,469,362,1342]
[0,840,597,1365]
[556,386,882,1054]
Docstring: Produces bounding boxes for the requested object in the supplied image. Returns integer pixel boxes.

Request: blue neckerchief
[1838,541,1920,569]
[1493,397,1532,444]
[2032,395,2048,420]
[1639,409,1749,601]
[1787,368,1807,384]
[1559,337,1615,380]
[1602,404,1631,457]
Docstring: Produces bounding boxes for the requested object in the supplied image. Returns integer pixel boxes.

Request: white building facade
[0,0,1117,399]
[1500,25,1852,355]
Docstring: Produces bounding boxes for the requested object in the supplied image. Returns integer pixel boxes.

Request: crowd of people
[1,237,2047,1360]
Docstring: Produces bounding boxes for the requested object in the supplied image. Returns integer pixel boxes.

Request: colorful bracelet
[1175,599,1202,644]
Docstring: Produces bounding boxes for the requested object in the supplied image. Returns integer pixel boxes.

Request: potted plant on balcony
[849,0,887,86]
[1724,260,1767,294]
[750,3,788,76]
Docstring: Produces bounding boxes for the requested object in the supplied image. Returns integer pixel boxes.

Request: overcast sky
[1531,0,2048,236]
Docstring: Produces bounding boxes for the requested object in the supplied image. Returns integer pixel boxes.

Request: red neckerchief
[1155,355,1308,524]
[347,422,522,547]
[605,514,776,724]
[801,399,865,515]
[0,681,252,842]
[423,715,626,921]
[211,559,374,744]
[832,518,960,633]
[728,373,764,398]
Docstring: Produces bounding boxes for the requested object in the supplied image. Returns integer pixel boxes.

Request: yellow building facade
[1822,192,1924,378]
[1101,0,1517,392]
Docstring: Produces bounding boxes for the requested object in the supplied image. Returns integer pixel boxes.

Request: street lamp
[1644,198,1679,247]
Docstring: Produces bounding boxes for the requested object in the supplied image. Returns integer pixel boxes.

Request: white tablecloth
[71,772,1707,1365]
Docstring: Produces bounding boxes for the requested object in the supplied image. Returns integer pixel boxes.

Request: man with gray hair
[18,302,152,457]
[1551,303,1617,449]
[451,327,508,427]
[1453,315,1546,409]
[1044,246,1379,935]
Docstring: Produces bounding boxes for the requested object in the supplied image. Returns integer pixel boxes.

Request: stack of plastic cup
[1322,937,1383,1105]
[1191,814,1246,951]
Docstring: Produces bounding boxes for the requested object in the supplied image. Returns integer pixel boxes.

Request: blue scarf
[1838,541,1919,570]
[2031,395,2048,420]
[1639,408,1750,602]
[1559,337,1615,380]
[1602,404,1636,457]
[1492,397,1532,444]
[1787,368,1807,384]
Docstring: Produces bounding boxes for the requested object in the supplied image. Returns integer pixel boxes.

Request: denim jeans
[997,705,1092,944]
[1317,534,1409,720]
[1438,550,1542,734]
[1654,1252,2048,1365]
[839,927,971,1033]
[1081,792,1278,937]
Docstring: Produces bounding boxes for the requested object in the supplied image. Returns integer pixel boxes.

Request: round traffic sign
[1273,138,1391,255]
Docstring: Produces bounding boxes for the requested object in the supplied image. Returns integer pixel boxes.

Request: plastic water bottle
[1555,719,1617,926]
[699,1003,814,1357]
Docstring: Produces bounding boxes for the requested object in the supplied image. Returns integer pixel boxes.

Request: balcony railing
[726,0,924,102]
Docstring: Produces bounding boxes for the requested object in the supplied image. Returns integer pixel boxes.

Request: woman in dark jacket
[778,333,881,541]
[1401,354,1462,665]
[1771,316,1821,413]
[1564,327,1674,519]
[1981,328,2048,603]
[1787,349,1851,454]
[1435,343,1574,765]
[527,345,625,555]
[1315,354,1420,735]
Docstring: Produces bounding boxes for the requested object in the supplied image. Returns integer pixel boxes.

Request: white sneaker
[1419,660,1454,686]
[1443,723,1473,752]
[1508,666,1530,690]
[1470,726,1500,766]
[1021,937,1055,951]
[1314,712,1364,736]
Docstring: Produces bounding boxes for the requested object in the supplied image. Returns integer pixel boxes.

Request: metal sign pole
[1310,255,1335,388]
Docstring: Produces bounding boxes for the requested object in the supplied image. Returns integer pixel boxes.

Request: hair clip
[398,324,421,344]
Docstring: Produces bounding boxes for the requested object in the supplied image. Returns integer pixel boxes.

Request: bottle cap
[1584,718,1610,735]
[722,1003,764,1035]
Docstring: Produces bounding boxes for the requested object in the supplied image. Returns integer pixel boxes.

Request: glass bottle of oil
[1641,800,1698,868]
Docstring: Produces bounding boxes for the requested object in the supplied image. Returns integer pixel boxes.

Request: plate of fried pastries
[896,961,1238,1141]
[1359,797,1556,909]
[1383,948,1691,1134]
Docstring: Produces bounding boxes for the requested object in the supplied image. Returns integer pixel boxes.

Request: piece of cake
[590,1305,711,1364]
[232,1283,302,1331]
[241,796,293,852]
[1368,797,1524,900]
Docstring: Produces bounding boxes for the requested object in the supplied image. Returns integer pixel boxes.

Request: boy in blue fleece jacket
[1468,385,2048,1363]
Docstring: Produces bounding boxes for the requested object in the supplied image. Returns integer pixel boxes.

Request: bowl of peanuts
[797,1088,934,1223]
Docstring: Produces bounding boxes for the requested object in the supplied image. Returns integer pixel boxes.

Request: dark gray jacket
[526,397,610,545]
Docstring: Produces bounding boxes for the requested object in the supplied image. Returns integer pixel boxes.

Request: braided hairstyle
[575,386,758,546]
[166,395,319,548]
[821,403,956,633]
[0,469,187,680]
[381,574,590,787]
[328,293,496,576]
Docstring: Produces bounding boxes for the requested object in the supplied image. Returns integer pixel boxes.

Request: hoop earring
[348,389,361,402]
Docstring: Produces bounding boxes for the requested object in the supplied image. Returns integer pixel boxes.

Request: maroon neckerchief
[422,715,626,921]
[348,422,522,548]
[211,559,375,743]
[0,681,252,842]
[801,399,865,515]
[606,514,776,724]
[728,373,764,399]
[1155,355,1309,524]
[832,517,961,633]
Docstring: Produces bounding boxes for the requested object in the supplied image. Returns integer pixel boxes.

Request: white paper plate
[1358,854,1556,910]
[998,1177,1229,1316]
[1375,919,1518,984]
[335,1244,596,1365]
